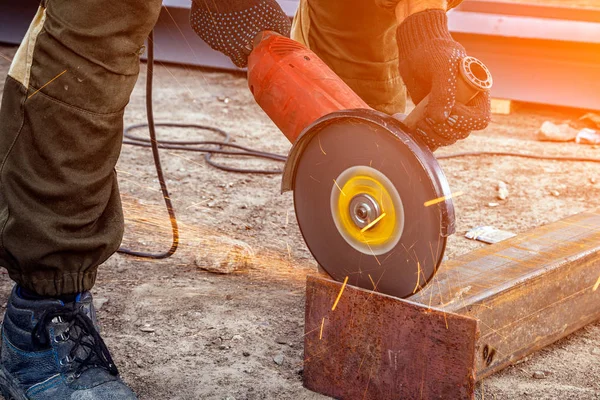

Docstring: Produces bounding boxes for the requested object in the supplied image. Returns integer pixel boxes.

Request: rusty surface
[411,210,600,379]
[304,276,479,400]
[304,211,600,399]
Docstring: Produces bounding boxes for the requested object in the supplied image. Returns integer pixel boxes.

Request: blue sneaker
[0,286,137,399]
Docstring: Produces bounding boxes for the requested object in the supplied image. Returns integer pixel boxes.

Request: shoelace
[31,305,119,377]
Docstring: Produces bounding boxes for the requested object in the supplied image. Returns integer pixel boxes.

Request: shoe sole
[0,368,27,400]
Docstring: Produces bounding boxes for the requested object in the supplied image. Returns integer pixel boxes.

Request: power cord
[118,30,600,260]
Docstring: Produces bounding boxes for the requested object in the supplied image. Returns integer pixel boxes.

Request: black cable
[117,31,179,259]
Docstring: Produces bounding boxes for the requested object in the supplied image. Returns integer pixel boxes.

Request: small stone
[243,351,251,357]
[275,337,289,345]
[591,177,597,184]
[591,348,600,356]
[488,202,500,208]
[140,327,155,333]
[273,354,284,365]
[550,190,560,197]
[195,236,255,275]
[532,371,546,379]
[497,181,509,200]
[232,335,243,341]
[93,297,109,311]
[219,345,229,350]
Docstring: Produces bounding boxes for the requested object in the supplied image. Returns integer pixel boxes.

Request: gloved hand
[190,0,291,68]
[396,9,491,151]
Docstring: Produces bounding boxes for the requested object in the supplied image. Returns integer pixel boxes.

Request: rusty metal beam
[304,210,600,399]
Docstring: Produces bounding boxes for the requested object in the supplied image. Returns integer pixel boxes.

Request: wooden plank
[491,98,512,115]
[411,210,600,379]
[304,277,479,400]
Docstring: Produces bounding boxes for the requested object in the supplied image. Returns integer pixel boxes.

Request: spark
[28,69,67,99]
[331,276,349,311]
[424,191,465,207]
[360,212,387,233]
[318,136,327,155]
[594,276,600,292]
[413,262,421,294]
[368,274,377,291]
[333,179,346,196]
[319,317,325,340]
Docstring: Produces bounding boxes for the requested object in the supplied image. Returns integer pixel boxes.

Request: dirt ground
[1,33,600,400]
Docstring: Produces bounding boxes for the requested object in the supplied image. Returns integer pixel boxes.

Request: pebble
[93,297,109,311]
[219,345,229,350]
[591,348,600,356]
[488,202,500,208]
[275,337,289,345]
[243,351,251,357]
[140,327,156,333]
[550,190,560,197]
[195,236,255,275]
[532,371,546,379]
[232,335,243,341]
[273,354,284,365]
[497,181,509,200]
[591,177,597,184]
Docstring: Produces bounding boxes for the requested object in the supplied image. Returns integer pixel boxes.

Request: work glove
[396,9,491,151]
[190,0,291,68]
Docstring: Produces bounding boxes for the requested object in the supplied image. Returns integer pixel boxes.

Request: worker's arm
[394,1,491,151]
[189,0,291,68]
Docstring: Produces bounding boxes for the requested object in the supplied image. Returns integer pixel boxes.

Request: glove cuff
[396,9,453,60]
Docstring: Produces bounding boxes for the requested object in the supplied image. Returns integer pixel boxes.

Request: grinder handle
[402,56,493,131]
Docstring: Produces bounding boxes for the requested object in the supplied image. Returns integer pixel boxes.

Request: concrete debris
[537,121,578,142]
[576,128,600,145]
[195,236,255,274]
[532,371,547,379]
[497,181,509,200]
[465,226,517,244]
[93,297,109,311]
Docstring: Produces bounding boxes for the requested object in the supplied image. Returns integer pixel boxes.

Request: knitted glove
[397,9,491,150]
[190,0,291,68]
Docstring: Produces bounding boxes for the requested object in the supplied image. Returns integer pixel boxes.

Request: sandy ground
[1,37,600,400]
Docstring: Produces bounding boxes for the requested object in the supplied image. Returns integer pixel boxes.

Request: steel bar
[304,277,479,400]
[411,210,600,379]
[304,210,600,398]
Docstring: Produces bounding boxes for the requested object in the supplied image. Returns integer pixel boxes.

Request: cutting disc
[293,113,451,298]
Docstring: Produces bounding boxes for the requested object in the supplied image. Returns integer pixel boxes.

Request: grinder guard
[247,31,458,297]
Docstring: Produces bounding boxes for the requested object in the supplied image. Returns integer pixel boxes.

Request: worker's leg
[291,0,406,115]
[0,0,161,297]
[0,1,161,398]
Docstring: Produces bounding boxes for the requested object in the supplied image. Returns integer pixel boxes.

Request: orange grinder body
[247,32,369,144]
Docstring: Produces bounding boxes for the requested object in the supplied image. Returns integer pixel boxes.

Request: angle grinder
[247,32,493,298]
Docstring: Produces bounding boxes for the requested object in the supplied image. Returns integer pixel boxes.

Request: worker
[0,1,489,399]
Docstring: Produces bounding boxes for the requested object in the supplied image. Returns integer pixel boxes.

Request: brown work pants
[292,0,407,115]
[0,0,162,296]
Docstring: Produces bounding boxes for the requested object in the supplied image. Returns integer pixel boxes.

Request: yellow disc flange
[330,166,404,255]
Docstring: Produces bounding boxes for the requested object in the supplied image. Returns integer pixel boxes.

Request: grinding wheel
[293,112,453,298]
